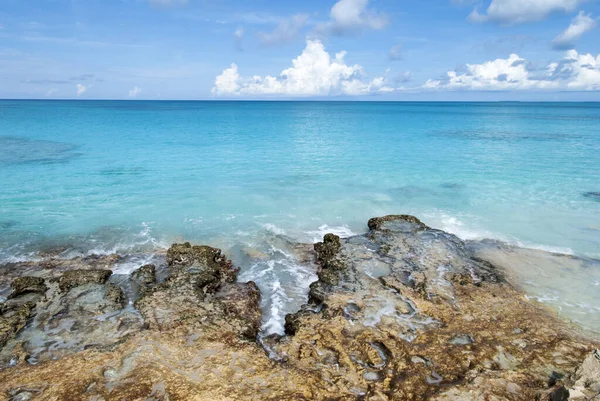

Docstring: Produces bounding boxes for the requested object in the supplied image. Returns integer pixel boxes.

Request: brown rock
[58,269,112,292]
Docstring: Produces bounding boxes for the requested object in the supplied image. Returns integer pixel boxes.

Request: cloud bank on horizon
[1,0,599,99]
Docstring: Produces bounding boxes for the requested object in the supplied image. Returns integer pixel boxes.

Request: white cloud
[396,71,412,83]
[129,86,142,97]
[424,50,600,91]
[389,43,403,61]
[46,88,57,97]
[76,84,88,96]
[552,11,597,50]
[234,27,244,51]
[469,0,584,24]
[212,39,392,97]
[258,14,308,46]
[554,50,600,89]
[316,0,387,36]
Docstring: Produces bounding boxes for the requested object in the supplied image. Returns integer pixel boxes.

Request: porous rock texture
[0,216,598,401]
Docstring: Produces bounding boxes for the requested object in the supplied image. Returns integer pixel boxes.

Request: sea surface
[1,100,599,334]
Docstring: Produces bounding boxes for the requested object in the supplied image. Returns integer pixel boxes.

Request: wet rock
[548,386,570,401]
[367,214,429,231]
[1,216,599,401]
[0,302,34,349]
[214,281,262,340]
[104,284,125,308]
[284,310,309,336]
[314,234,341,265]
[136,243,260,339]
[317,268,340,286]
[307,280,330,304]
[36,246,69,258]
[9,277,47,299]
[58,269,112,292]
[131,264,156,294]
[449,334,474,346]
[167,243,238,289]
[343,302,361,320]
[313,234,347,290]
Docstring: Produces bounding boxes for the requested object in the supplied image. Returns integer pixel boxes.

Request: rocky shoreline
[1,215,599,400]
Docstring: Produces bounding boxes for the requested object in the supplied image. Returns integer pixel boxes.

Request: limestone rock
[131,264,156,287]
[58,269,112,292]
[9,277,47,299]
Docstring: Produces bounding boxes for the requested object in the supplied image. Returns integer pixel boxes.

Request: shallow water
[1,100,599,334]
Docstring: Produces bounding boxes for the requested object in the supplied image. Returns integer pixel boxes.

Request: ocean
[1,100,599,334]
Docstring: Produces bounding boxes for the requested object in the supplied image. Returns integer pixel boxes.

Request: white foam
[238,242,318,336]
[512,241,573,256]
[262,223,286,236]
[426,212,575,256]
[305,224,357,243]
[112,253,162,275]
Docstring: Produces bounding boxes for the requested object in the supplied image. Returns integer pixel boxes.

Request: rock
[135,243,259,339]
[213,281,262,339]
[568,349,600,399]
[9,277,47,299]
[313,233,347,289]
[0,302,34,349]
[131,264,156,287]
[583,191,600,201]
[284,310,310,336]
[314,233,341,265]
[1,216,600,401]
[166,243,238,286]
[367,214,429,231]
[548,386,570,401]
[58,269,112,292]
[104,284,125,308]
[449,334,474,346]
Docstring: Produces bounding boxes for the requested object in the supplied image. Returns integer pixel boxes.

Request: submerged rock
[0,217,599,401]
[583,191,600,201]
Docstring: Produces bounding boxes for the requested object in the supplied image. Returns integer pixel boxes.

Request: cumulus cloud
[469,0,584,24]
[424,50,600,91]
[316,0,387,36]
[212,39,392,97]
[129,86,142,97]
[549,50,600,89]
[552,11,597,50]
[76,84,88,96]
[258,14,308,46]
[46,88,57,97]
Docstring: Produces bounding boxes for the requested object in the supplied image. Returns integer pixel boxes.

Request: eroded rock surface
[0,216,598,401]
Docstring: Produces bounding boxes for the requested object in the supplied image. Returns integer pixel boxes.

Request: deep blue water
[1,100,600,333]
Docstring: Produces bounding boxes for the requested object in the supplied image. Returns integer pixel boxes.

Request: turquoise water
[1,100,600,333]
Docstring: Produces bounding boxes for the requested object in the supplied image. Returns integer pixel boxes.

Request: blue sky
[1,0,599,100]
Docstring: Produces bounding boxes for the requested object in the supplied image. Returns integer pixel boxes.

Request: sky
[1,0,599,100]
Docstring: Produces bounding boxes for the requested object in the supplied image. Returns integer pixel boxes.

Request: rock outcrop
[0,216,598,401]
